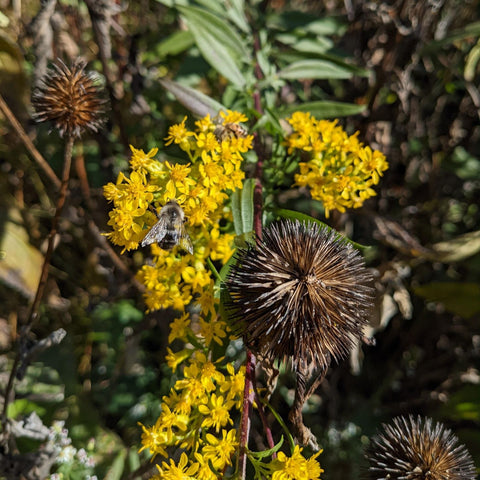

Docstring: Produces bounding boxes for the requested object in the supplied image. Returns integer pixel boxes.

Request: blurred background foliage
[0,0,479,478]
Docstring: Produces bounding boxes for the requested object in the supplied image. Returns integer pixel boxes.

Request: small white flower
[57,445,77,464]
[77,448,88,463]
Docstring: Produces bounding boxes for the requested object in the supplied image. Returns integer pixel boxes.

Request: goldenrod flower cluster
[285,112,388,218]
[142,349,245,479]
[142,342,323,479]
[104,111,326,479]
[104,110,252,313]
[270,446,323,480]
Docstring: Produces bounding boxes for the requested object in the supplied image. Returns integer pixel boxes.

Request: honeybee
[214,121,248,142]
[141,200,193,254]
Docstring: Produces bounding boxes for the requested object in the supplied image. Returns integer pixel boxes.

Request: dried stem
[0,93,61,189]
[1,134,74,442]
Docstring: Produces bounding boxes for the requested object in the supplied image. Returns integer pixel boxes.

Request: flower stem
[0,93,61,189]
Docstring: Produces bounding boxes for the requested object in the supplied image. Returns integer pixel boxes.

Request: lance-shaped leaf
[281,100,366,118]
[159,78,225,117]
[278,59,366,80]
[231,178,255,236]
[179,5,248,87]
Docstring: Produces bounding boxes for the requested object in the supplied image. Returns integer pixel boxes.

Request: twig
[16,329,67,381]
[1,135,74,443]
[0,94,61,189]
[84,0,130,153]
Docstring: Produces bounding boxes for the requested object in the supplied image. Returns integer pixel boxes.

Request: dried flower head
[226,219,374,371]
[32,59,106,137]
[365,415,477,480]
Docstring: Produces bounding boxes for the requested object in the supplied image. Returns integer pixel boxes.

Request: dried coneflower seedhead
[32,59,106,137]
[365,415,477,479]
[226,219,374,371]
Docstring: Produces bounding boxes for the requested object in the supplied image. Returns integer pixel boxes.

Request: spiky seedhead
[226,220,374,371]
[365,415,477,479]
[32,59,106,138]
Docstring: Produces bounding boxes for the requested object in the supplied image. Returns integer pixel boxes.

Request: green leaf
[465,39,480,81]
[278,59,364,80]
[429,230,480,262]
[281,100,366,118]
[248,436,285,459]
[274,208,371,251]
[267,11,346,36]
[154,30,194,58]
[414,282,480,319]
[0,207,43,299]
[128,448,141,472]
[290,38,334,55]
[179,5,248,87]
[231,178,256,236]
[159,78,226,117]
[7,399,46,419]
[421,21,480,54]
[104,448,127,480]
[224,0,250,33]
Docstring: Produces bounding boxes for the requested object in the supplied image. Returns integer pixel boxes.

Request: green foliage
[1,0,480,478]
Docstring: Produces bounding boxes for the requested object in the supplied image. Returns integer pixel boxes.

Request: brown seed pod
[226,219,374,371]
[32,59,106,138]
[365,415,477,479]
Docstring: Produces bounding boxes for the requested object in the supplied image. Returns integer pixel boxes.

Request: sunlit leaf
[429,230,480,262]
[159,78,226,117]
[178,5,248,87]
[0,207,43,299]
[232,178,255,236]
[281,100,366,118]
[278,59,365,80]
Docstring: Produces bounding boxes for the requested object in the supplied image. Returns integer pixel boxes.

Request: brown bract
[226,219,374,371]
[365,415,477,479]
[32,59,106,138]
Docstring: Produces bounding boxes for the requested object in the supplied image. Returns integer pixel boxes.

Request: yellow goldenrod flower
[129,145,159,175]
[164,116,193,146]
[165,347,192,372]
[156,452,199,480]
[220,364,246,409]
[193,452,220,480]
[199,317,228,347]
[286,112,388,218]
[269,445,323,480]
[198,393,234,432]
[168,313,191,344]
[201,429,238,471]
[138,421,168,459]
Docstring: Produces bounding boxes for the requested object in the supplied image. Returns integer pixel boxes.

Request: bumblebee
[141,200,193,254]
[214,122,248,142]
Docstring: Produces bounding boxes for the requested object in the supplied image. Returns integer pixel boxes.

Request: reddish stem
[238,350,256,478]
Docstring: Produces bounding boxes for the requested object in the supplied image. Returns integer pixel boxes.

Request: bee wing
[178,224,194,254]
[179,234,193,254]
[141,216,169,247]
